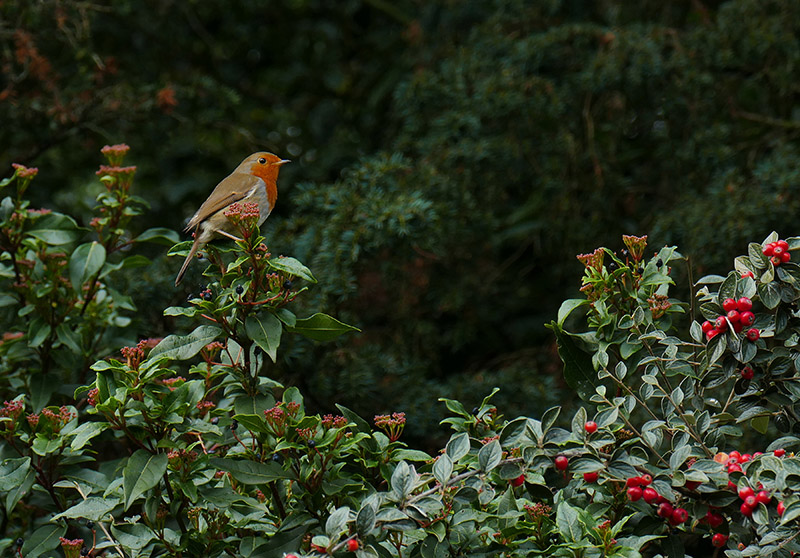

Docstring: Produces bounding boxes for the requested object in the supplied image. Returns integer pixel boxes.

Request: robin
[175,152,289,286]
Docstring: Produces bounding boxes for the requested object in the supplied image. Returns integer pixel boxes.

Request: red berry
[706,328,720,340]
[732,320,743,333]
[347,539,359,551]
[555,455,568,471]
[640,474,652,486]
[712,533,728,548]
[727,462,743,473]
[738,486,754,500]
[741,270,755,279]
[723,298,737,312]
[715,316,728,332]
[729,451,741,461]
[775,448,786,457]
[771,255,783,266]
[626,476,642,488]
[685,480,701,491]
[777,240,789,251]
[741,366,754,380]
[737,297,753,312]
[627,486,643,501]
[778,501,786,516]
[764,242,776,256]
[286,555,299,558]
[782,251,791,263]
[740,311,755,326]
[745,495,757,509]
[657,501,674,518]
[510,474,525,487]
[643,487,659,503]
[727,480,737,491]
[753,451,763,458]
[583,471,598,483]
[705,510,724,528]
[774,246,785,256]
[746,328,760,342]
[741,501,754,516]
[756,490,770,505]
[726,310,740,323]
[741,453,752,463]
[670,507,688,525]
[584,421,598,434]
[701,320,714,333]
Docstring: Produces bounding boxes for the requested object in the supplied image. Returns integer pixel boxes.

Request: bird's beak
[278,159,291,165]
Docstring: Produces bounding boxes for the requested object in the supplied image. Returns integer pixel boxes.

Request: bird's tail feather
[175,238,201,286]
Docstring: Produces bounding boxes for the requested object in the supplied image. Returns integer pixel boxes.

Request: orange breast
[250,166,279,213]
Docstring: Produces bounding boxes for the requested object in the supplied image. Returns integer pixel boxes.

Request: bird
[175,152,290,286]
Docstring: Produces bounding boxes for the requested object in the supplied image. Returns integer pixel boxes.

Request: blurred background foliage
[2,0,799,445]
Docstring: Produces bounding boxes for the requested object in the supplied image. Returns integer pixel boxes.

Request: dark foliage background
[2,0,799,443]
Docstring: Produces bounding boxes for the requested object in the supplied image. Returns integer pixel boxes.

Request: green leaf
[6,468,35,512]
[27,317,51,349]
[69,242,106,290]
[478,439,501,472]
[134,227,180,245]
[233,413,268,434]
[286,313,360,342]
[547,321,598,400]
[209,457,293,484]
[26,213,83,245]
[149,325,222,361]
[391,461,414,499]
[433,455,453,485]
[52,496,118,522]
[21,524,67,558]
[325,506,351,538]
[356,504,377,536]
[123,450,168,510]
[0,457,31,492]
[445,432,470,462]
[55,322,82,354]
[111,523,157,552]
[70,421,108,450]
[556,501,583,543]
[246,313,282,363]
[557,299,588,325]
[163,306,198,317]
[268,256,317,283]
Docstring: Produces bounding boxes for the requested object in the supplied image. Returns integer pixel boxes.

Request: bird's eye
[258,157,267,165]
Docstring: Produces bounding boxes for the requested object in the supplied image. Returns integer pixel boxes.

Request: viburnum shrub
[6,152,800,558]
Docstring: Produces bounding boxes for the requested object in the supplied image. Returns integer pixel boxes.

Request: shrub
[3,150,800,557]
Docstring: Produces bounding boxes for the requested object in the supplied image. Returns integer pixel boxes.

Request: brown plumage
[175,152,289,286]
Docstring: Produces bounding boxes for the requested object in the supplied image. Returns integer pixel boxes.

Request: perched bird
[175,152,289,286]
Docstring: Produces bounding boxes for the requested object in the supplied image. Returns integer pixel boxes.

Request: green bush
[4,150,800,557]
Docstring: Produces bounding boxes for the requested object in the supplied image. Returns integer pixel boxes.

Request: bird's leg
[217,230,244,242]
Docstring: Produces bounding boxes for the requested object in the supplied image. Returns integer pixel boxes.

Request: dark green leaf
[21,524,67,558]
[209,457,293,484]
[286,313,360,341]
[268,256,317,283]
[547,321,599,401]
[69,242,106,290]
[123,450,168,510]
[149,325,221,361]
[246,313,282,362]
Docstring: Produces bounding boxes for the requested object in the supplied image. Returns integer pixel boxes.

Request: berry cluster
[625,475,690,525]
[737,484,770,517]
[763,239,791,266]
[702,296,759,342]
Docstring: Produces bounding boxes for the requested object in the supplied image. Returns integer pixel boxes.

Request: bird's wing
[184,173,261,231]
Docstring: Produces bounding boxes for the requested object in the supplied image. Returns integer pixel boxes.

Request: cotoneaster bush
[2,150,800,558]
